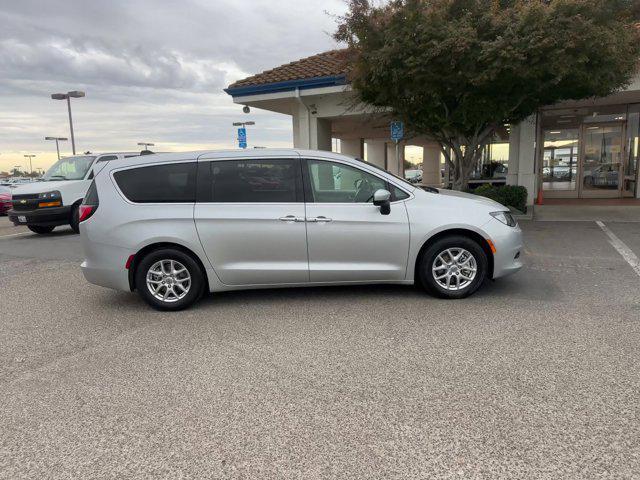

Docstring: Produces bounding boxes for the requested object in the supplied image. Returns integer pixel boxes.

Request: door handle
[279,215,304,222]
[307,216,332,223]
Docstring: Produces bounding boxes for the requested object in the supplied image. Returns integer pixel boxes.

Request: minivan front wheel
[419,235,488,299]
[135,249,204,311]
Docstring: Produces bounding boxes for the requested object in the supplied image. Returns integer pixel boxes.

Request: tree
[335,0,640,190]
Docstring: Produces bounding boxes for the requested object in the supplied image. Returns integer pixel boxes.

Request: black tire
[134,248,204,311]
[419,235,488,299]
[28,225,55,234]
[70,205,80,234]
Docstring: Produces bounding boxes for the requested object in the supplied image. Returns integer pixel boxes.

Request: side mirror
[373,189,391,215]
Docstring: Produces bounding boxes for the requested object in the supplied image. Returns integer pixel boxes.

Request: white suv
[9,152,140,234]
[80,149,523,310]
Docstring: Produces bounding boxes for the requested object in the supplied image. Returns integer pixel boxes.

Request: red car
[0,187,12,215]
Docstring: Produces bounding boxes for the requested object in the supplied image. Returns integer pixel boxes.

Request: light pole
[13,165,21,176]
[24,155,36,174]
[51,91,85,155]
[45,136,68,160]
[137,142,155,150]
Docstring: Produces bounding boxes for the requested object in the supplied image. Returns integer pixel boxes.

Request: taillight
[79,205,96,222]
[80,180,99,222]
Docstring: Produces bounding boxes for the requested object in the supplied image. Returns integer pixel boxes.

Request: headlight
[490,211,517,227]
[38,191,61,200]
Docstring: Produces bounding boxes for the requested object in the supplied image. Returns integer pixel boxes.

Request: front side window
[114,162,196,203]
[210,159,299,203]
[43,155,96,181]
[306,160,387,203]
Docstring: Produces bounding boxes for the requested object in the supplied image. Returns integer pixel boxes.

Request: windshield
[43,156,96,181]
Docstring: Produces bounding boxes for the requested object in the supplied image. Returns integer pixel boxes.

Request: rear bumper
[80,228,132,292]
[8,206,72,226]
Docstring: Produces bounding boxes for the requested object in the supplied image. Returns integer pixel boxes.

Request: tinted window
[114,162,196,203]
[210,159,299,203]
[393,186,410,200]
[83,180,99,205]
[306,160,387,203]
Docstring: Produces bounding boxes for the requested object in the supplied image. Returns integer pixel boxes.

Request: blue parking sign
[238,127,247,148]
[390,121,404,142]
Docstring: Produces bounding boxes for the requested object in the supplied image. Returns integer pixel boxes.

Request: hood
[11,180,76,195]
[436,188,507,210]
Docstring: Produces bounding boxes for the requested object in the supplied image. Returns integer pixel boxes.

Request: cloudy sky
[0,0,347,173]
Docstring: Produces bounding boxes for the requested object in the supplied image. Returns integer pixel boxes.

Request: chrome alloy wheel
[432,248,478,291]
[146,259,191,303]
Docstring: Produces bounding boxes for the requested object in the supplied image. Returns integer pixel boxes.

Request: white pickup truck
[8,152,142,234]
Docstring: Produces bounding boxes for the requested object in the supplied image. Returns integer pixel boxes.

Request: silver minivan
[80,149,523,310]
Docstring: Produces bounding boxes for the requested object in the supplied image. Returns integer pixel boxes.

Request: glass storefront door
[542,128,579,192]
[540,105,638,199]
[580,123,624,197]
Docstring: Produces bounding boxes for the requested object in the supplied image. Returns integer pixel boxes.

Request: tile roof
[227,49,350,89]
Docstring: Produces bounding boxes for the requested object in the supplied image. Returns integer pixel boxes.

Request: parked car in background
[0,186,12,215]
[405,169,423,184]
[80,149,523,310]
[1,177,36,188]
[8,152,140,234]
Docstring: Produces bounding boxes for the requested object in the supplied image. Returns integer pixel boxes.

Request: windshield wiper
[48,175,67,180]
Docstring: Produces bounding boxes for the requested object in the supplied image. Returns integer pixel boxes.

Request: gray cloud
[0,0,346,171]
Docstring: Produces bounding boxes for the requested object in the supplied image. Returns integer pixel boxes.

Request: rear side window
[209,159,300,203]
[114,162,197,203]
[83,180,99,205]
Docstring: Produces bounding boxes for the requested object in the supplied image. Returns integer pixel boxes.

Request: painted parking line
[0,232,31,240]
[596,221,640,277]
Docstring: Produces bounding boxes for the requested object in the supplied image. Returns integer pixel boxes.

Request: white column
[422,143,442,185]
[292,103,310,149]
[340,138,364,158]
[506,117,537,206]
[365,140,387,169]
[291,103,332,151]
[385,142,404,176]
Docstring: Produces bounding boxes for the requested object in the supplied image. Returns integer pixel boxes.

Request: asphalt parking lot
[1,216,639,479]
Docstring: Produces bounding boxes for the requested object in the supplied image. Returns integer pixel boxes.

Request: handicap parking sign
[238,127,247,149]
[390,121,404,142]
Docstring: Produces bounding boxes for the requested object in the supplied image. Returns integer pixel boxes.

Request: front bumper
[8,206,72,227]
[485,221,524,279]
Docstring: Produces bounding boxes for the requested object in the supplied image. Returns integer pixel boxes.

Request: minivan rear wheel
[419,235,488,299]
[135,248,204,311]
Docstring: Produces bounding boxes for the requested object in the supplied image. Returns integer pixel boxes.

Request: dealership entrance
[540,105,639,199]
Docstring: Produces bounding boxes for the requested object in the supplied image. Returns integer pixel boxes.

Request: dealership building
[225,50,640,207]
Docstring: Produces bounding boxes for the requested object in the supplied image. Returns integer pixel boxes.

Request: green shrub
[472,185,528,213]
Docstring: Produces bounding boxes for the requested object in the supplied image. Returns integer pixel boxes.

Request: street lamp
[137,142,155,150]
[13,165,22,176]
[51,90,85,155]
[45,136,68,160]
[24,155,36,174]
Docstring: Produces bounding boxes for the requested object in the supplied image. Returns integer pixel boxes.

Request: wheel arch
[128,242,210,292]
[413,228,494,285]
